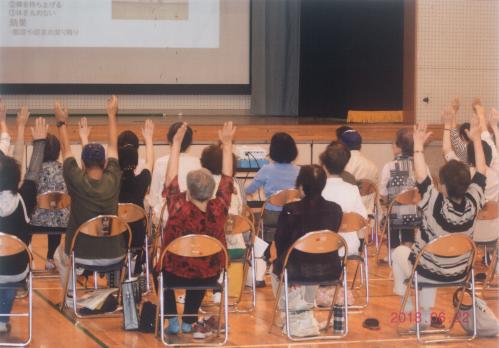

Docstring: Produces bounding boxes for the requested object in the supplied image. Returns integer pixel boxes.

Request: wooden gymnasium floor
[5,234,498,348]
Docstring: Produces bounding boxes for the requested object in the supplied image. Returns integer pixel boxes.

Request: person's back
[341,129,378,184]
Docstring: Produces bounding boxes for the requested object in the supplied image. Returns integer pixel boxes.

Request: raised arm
[413,122,432,184]
[0,99,10,155]
[489,108,499,153]
[442,107,454,156]
[165,122,187,188]
[141,119,155,172]
[78,117,91,147]
[469,101,487,175]
[218,121,236,177]
[474,97,488,133]
[106,95,118,159]
[55,101,72,159]
[13,106,30,163]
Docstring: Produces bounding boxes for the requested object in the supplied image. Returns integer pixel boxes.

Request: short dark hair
[167,122,193,153]
[336,126,353,140]
[269,132,298,163]
[395,128,414,156]
[439,160,471,200]
[296,164,327,197]
[118,146,138,172]
[200,143,237,176]
[118,130,139,150]
[320,141,351,175]
[467,140,492,167]
[43,133,61,162]
[459,123,470,142]
[81,143,106,169]
[0,155,21,194]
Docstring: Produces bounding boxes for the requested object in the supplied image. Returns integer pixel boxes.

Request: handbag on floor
[453,289,499,337]
[122,279,140,331]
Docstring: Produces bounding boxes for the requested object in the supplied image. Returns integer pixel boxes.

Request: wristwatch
[56,121,66,128]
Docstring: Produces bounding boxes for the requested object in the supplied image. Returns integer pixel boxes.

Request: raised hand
[441,107,455,127]
[17,106,30,127]
[218,121,236,145]
[489,108,499,128]
[0,99,6,124]
[472,97,485,117]
[106,95,118,116]
[413,122,432,150]
[141,119,154,142]
[78,117,92,143]
[30,117,48,141]
[172,122,188,147]
[54,101,68,123]
[465,115,481,142]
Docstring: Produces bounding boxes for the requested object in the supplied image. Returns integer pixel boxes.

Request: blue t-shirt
[245,163,300,211]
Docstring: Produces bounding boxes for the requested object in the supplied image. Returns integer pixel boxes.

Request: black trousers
[28,226,64,259]
[389,227,415,249]
[163,272,219,324]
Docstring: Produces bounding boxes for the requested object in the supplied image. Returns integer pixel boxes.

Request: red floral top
[161,175,233,279]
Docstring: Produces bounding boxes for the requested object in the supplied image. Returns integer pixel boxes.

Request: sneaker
[166,317,180,335]
[15,285,28,299]
[45,259,56,271]
[181,322,193,334]
[0,322,11,336]
[192,322,213,339]
[203,316,226,333]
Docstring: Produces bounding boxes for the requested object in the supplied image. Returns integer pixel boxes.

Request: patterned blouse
[30,161,69,228]
[161,175,232,279]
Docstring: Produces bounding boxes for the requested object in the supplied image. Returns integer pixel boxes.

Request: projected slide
[0,0,219,48]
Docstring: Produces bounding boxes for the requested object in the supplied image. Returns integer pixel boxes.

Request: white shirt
[0,132,10,155]
[322,176,367,255]
[147,153,201,224]
[345,150,379,184]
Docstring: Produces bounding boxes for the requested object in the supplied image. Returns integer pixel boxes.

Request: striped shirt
[409,173,486,281]
[450,128,468,163]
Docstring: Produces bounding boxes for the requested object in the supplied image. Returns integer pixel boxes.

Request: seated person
[443,102,499,243]
[29,133,69,271]
[53,97,126,298]
[148,122,201,225]
[392,112,486,329]
[245,132,300,244]
[117,120,155,275]
[379,128,421,258]
[320,141,366,253]
[118,129,145,175]
[160,122,235,338]
[0,117,47,335]
[272,164,343,293]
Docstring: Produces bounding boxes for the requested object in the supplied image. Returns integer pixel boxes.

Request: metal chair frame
[0,232,33,347]
[158,234,229,347]
[357,179,380,248]
[59,215,132,319]
[258,189,302,238]
[268,230,349,342]
[30,191,71,278]
[117,202,152,293]
[376,187,420,265]
[398,234,478,344]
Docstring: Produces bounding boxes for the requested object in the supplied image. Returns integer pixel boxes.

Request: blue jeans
[0,284,17,323]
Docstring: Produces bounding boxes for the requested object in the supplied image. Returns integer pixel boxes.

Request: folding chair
[376,188,420,265]
[338,212,369,309]
[30,191,71,277]
[223,214,257,312]
[259,189,301,238]
[398,234,478,344]
[474,201,499,298]
[158,234,229,347]
[59,215,132,319]
[268,230,349,341]
[0,232,33,347]
[118,202,152,293]
[357,179,379,248]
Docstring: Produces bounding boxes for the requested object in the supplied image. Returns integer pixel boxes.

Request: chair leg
[93,271,98,289]
[60,258,71,312]
[283,271,292,340]
[27,271,33,346]
[268,273,284,334]
[144,233,151,292]
[159,274,166,345]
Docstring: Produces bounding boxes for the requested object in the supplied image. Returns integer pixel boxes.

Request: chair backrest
[265,189,301,208]
[118,203,148,224]
[356,179,378,198]
[478,201,499,220]
[159,234,229,269]
[242,205,255,224]
[393,187,420,206]
[36,191,71,210]
[224,214,254,235]
[338,212,368,233]
[282,230,348,271]
[69,215,132,254]
[0,232,33,268]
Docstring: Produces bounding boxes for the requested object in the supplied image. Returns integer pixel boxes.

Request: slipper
[362,318,380,330]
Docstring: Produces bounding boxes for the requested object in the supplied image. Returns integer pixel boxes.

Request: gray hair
[186,168,216,202]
